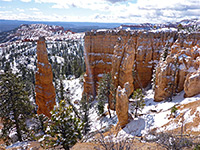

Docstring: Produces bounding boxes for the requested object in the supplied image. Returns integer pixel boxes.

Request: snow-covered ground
[62,78,200,141]
[117,89,200,139]
[4,77,200,149]
[63,77,83,104]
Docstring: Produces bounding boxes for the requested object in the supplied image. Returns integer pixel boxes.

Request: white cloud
[105,0,128,3]
[32,0,200,23]
[29,8,39,11]
[16,8,24,12]
[1,0,200,23]
[20,0,31,2]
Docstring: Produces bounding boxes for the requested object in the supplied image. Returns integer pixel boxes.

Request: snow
[97,74,104,77]
[188,67,197,72]
[51,56,64,64]
[113,89,200,139]
[6,141,29,149]
[63,77,83,104]
[96,29,108,32]
[118,118,145,138]
[150,27,177,33]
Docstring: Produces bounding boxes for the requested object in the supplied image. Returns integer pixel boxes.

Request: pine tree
[0,71,34,145]
[80,94,91,135]
[40,100,83,150]
[4,62,11,72]
[96,73,115,117]
[161,42,169,62]
[31,114,49,140]
[131,89,145,118]
[59,78,65,101]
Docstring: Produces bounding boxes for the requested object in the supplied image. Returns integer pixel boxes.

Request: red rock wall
[35,37,56,117]
[84,30,177,98]
[84,31,120,97]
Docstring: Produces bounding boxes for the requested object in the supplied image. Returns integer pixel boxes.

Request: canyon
[83,29,200,102]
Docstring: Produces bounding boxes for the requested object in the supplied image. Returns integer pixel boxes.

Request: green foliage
[96,73,115,116]
[177,23,183,31]
[194,144,200,150]
[0,71,34,145]
[161,44,169,62]
[97,97,105,116]
[48,40,85,80]
[59,78,65,101]
[80,94,91,135]
[171,105,178,115]
[40,100,83,150]
[31,114,49,140]
[131,89,145,118]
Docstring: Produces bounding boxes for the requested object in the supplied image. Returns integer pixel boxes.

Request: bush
[171,105,178,116]
[145,132,198,150]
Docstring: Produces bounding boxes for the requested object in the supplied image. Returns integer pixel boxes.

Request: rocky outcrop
[35,37,56,117]
[184,69,200,97]
[154,35,200,101]
[83,31,119,97]
[116,82,130,127]
[84,30,177,98]
[84,29,200,102]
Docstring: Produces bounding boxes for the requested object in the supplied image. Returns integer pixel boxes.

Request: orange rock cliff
[83,30,200,101]
[35,37,56,117]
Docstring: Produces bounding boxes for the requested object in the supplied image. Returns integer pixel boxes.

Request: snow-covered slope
[59,77,200,141]
[0,24,84,44]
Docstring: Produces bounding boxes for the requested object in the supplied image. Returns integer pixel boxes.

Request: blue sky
[0,0,200,23]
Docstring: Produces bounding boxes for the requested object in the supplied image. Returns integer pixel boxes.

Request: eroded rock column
[154,34,200,101]
[35,37,56,117]
[116,82,130,128]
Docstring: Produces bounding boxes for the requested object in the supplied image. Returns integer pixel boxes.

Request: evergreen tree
[0,71,34,145]
[168,56,179,101]
[59,78,65,101]
[161,42,169,62]
[40,100,83,150]
[32,114,49,140]
[96,73,115,117]
[80,94,91,135]
[4,62,11,72]
[131,89,145,118]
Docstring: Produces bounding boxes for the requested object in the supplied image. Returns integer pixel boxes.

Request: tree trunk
[107,93,112,118]
[63,144,70,150]
[13,108,22,142]
[135,107,138,118]
[108,106,112,118]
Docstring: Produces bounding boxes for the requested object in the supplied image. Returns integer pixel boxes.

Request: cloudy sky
[0,0,200,23]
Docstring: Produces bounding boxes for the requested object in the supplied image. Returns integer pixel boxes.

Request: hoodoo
[83,30,200,101]
[35,37,56,117]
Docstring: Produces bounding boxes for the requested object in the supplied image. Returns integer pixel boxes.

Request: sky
[0,0,200,23]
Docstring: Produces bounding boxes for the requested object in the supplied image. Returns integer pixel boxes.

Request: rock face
[84,30,200,102]
[154,34,200,101]
[116,82,130,127]
[83,31,119,97]
[184,69,200,97]
[84,30,177,98]
[35,37,56,117]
